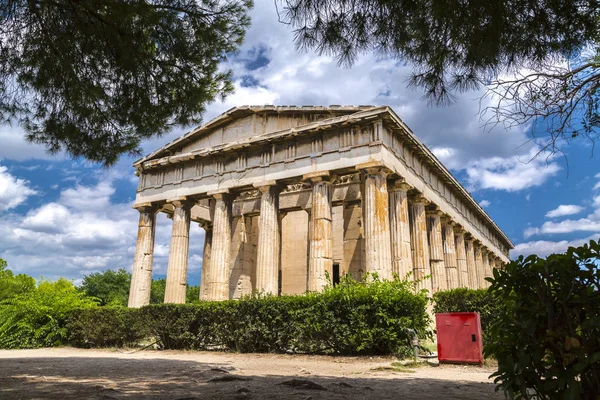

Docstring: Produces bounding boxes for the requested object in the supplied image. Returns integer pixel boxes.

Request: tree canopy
[278,0,599,151]
[0,0,252,165]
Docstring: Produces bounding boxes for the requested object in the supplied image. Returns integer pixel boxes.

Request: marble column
[427,209,446,293]
[199,223,212,300]
[473,243,484,289]
[206,191,233,301]
[482,249,491,288]
[442,219,459,289]
[128,203,157,308]
[305,172,333,292]
[409,194,431,292]
[254,181,282,294]
[361,167,393,280]
[465,237,478,289]
[342,202,365,281]
[389,180,413,279]
[454,227,468,287]
[164,199,193,304]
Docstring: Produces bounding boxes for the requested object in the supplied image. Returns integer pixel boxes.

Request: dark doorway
[332,263,340,286]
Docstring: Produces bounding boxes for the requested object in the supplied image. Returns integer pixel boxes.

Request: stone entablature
[127,105,514,307]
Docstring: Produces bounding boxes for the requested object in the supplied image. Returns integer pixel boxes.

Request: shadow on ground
[0,356,501,400]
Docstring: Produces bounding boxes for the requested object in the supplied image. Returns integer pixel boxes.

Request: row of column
[128,168,503,307]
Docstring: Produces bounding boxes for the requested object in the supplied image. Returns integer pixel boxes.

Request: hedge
[432,287,499,344]
[67,277,431,356]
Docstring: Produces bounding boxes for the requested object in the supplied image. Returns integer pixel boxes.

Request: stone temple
[127,105,513,307]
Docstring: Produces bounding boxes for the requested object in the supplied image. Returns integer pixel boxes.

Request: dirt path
[0,348,503,399]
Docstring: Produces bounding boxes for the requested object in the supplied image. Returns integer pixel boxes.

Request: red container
[435,312,483,364]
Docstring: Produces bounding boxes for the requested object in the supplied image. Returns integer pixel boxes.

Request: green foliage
[66,307,146,348]
[485,240,600,399]
[79,268,131,307]
[150,278,166,304]
[186,285,200,303]
[68,276,431,356]
[0,260,35,302]
[0,278,98,349]
[432,288,499,344]
[0,0,252,165]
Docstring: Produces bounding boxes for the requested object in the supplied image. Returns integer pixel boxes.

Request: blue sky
[1,2,599,285]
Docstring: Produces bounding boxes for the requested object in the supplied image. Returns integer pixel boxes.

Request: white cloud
[0,174,206,283]
[463,148,561,192]
[0,125,60,161]
[512,235,600,258]
[0,165,38,211]
[479,200,491,207]
[545,204,584,218]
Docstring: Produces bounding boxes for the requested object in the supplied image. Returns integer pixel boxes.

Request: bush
[0,278,98,349]
[432,288,499,344]
[485,240,600,399]
[68,276,431,356]
[66,307,147,348]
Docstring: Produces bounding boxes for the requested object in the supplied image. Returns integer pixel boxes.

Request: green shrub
[66,307,146,348]
[432,288,499,344]
[485,240,600,399]
[68,276,431,356]
[0,278,98,349]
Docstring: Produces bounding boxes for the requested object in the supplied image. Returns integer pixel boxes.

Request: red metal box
[435,312,483,364]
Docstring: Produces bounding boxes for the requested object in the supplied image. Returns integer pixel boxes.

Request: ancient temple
[127,105,513,307]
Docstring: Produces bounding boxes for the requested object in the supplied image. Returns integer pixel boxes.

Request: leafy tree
[0,0,252,165]
[277,0,599,152]
[485,240,600,399]
[150,278,166,304]
[0,278,98,349]
[79,268,131,307]
[0,259,35,301]
[186,284,200,303]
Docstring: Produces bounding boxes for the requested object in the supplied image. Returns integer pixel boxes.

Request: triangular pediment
[135,105,376,166]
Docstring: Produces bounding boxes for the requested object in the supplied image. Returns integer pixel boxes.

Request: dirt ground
[0,348,503,399]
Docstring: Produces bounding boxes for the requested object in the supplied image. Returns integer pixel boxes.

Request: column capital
[208,189,232,200]
[167,196,195,209]
[133,202,158,213]
[426,205,443,216]
[441,215,456,226]
[198,221,213,230]
[410,193,430,205]
[389,178,412,192]
[253,180,281,192]
[453,224,466,235]
[356,161,392,176]
[302,171,331,183]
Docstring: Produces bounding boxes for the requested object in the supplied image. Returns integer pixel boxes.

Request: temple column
[128,203,157,308]
[360,165,393,280]
[442,218,459,289]
[389,180,413,279]
[482,249,491,288]
[199,223,213,300]
[305,172,333,292]
[342,202,365,281]
[206,191,233,300]
[465,237,477,289]
[254,181,282,294]
[473,243,484,289]
[454,227,468,287]
[427,208,446,293]
[164,198,193,304]
[409,194,431,292]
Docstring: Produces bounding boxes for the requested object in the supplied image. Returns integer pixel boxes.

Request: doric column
[473,243,484,289]
[206,191,233,301]
[465,236,477,289]
[389,179,413,279]
[360,165,393,280]
[164,198,193,304]
[199,222,212,300]
[128,203,157,308]
[482,249,491,288]
[342,202,365,281]
[442,218,459,289]
[305,172,333,292]
[409,194,431,292]
[453,226,468,287]
[254,181,282,294]
[427,208,446,293]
